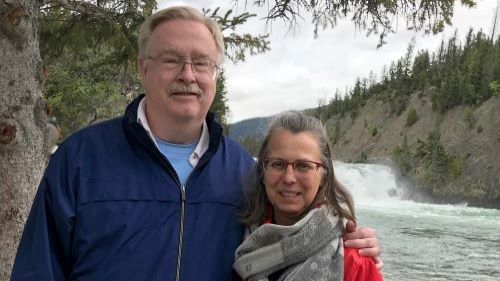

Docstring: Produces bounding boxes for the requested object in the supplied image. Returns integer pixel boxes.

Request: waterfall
[334,161,404,206]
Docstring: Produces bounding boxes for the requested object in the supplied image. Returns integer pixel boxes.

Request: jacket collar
[123,94,223,162]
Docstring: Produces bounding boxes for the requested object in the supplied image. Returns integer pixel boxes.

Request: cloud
[156,0,498,123]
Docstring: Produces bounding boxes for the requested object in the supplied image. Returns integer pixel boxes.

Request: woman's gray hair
[242,111,355,226]
[138,6,224,64]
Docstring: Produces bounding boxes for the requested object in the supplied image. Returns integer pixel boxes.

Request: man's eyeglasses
[147,54,219,81]
[262,158,324,177]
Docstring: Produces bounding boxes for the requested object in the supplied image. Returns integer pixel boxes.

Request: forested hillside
[320,29,500,207]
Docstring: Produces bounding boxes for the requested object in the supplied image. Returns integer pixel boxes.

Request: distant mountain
[227,116,273,142]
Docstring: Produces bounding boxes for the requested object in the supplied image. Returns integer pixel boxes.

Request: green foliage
[412,50,431,91]
[246,0,477,47]
[415,132,464,187]
[360,151,368,163]
[315,29,500,124]
[448,156,464,178]
[490,80,500,96]
[203,8,270,63]
[406,107,418,127]
[355,151,368,163]
[40,1,271,138]
[211,69,230,128]
[239,136,262,156]
[313,97,329,121]
[416,132,448,173]
[370,127,378,137]
[461,178,488,198]
[430,30,499,109]
[44,48,128,137]
[389,94,410,116]
[39,1,154,66]
[432,67,463,112]
[40,1,154,138]
[463,108,477,129]
[329,119,342,145]
[393,135,412,175]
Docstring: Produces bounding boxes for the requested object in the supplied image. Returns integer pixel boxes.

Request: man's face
[139,19,218,125]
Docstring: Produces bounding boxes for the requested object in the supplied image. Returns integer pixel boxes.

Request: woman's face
[263,129,325,226]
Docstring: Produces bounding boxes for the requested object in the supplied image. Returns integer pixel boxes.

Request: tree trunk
[0,1,47,279]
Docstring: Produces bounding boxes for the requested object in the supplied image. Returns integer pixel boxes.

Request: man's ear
[138,57,147,79]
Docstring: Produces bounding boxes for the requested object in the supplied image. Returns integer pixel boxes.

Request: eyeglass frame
[147,54,220,81]
[262,157,325,176]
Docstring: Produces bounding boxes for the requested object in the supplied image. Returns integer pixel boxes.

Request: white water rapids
[335,162,500,281]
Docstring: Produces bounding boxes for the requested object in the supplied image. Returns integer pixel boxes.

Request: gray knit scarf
[233,206,345,281]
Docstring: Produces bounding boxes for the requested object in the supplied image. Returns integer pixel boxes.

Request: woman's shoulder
[343,246,384,281]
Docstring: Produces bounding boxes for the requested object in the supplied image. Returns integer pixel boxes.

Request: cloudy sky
[158,0,498,123]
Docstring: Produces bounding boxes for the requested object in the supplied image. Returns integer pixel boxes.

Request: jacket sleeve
[10,150,76,281]
[343,247,384,281]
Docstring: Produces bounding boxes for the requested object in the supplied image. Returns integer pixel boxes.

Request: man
[11,6,381,281]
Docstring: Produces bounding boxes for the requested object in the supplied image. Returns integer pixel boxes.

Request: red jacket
[344,247,384,281]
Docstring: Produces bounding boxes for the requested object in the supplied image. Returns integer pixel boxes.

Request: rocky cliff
[330,92,500,208]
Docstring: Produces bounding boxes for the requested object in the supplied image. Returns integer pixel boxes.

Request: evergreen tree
[412,50,431,91]
[39,1,271,138]
[211,69,230,129]
[239,136,262,156]
[393,135,412,175]
[244,0,477,46]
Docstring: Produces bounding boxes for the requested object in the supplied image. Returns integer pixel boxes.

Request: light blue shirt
[136,98,210,168]
[155,138,198,185]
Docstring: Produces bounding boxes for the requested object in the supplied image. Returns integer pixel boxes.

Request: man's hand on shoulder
[343,220,384,270]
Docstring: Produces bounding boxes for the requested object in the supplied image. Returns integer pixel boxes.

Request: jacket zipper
[175,184,186,281]
[175,161,204,281]
[130,126,191,281]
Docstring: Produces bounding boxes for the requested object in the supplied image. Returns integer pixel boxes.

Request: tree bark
[0,0,47,279]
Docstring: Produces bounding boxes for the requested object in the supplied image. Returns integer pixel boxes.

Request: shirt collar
[137,98,209,167]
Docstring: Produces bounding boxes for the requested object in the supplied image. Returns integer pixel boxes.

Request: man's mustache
[167,83,203,95]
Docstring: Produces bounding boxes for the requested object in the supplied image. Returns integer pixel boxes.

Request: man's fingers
[343,227,377,241]
[345,220,357,233]
[343,237,375,248]
[357,243,381,257]
[344,237,381,257]
[374,257,384,271]
[342,225,382,260]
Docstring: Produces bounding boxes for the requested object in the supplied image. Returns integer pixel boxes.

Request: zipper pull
[181,185,186,201]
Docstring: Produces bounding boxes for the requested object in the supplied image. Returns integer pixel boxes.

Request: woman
[233,111,383,281]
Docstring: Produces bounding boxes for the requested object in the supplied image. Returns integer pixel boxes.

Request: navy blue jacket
[11,95,255,281]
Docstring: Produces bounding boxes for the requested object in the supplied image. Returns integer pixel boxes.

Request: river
[335,162,500,281]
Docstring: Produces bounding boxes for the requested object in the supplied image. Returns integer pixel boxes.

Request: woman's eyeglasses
[262,158,324,177]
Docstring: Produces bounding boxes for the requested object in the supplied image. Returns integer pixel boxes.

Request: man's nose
[177,62,197,83]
